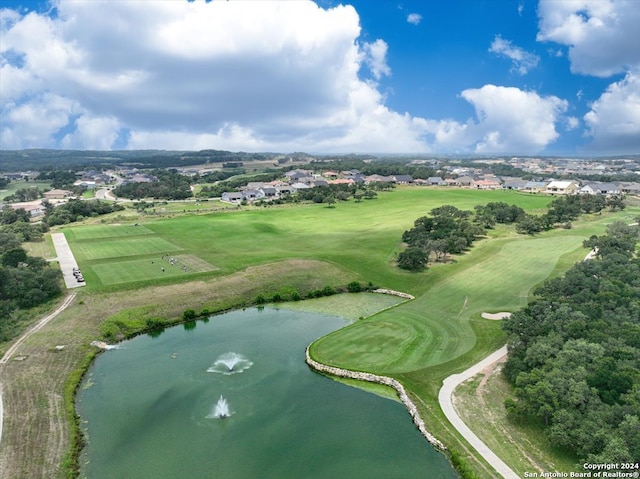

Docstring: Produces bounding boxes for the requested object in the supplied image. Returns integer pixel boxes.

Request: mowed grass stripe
[70,236,182,261]
[311,233,588,374]
[65,224,155,240]
[91,254,216,285]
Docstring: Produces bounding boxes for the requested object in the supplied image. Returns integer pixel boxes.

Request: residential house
[221,192,243,203]
[455,176,475,187]
[364,174,394,184]
[546,180,579,195]
[473,179,502,190]
[276,185,294,195]
[244,182,265,190]
[44,189,74,200]
[284,169,313,181]
[309,179,329,187]
[523,181,548,193]
[9,202,45,217]
[259,187,277,198]
[502,178,529,190]
[619,182,640,195]
[580,182,620,195]
[242,189,263,201]
[427,176,447,186]
[328,178,354,185]
[393,175,414,184]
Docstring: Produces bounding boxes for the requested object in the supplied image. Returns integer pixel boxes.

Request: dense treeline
[0,149,270,172]
[45,199,124,226]
[502,222,640,463]
[0,208,62,337]
[113,169,192,199]
[310,158,440,179]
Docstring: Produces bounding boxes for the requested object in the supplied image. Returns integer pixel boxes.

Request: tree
[397,246,428,271]
[2,248,27,267]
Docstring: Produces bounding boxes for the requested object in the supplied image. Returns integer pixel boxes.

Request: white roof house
[546,180,579,194]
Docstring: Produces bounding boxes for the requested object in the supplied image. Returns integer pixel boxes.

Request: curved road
[0,292,77,446]
[438,345,519,479]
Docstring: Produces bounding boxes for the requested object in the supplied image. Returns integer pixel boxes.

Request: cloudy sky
[1,0,639,155]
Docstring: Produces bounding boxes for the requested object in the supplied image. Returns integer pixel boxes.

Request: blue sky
[1,0,638,155]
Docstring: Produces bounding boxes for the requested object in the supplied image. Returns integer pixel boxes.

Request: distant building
[546,180,579,195]
[579,182,620,195]
[44,189,74,200]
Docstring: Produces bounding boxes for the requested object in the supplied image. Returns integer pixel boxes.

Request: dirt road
[0,292,76,446]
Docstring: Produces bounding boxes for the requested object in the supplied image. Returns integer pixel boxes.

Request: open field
[1,186,637,479]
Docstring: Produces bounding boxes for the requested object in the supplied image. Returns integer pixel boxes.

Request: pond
[77,307,458,479]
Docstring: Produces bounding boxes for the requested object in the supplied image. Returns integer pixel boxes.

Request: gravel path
[438,345,520,479]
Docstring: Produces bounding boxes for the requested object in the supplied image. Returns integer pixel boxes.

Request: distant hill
[0,149,274,172]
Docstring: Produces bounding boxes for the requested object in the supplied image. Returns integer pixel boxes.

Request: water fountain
[207,352,253,375]
[207,396,231,419]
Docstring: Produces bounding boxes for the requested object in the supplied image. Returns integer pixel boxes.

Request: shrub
[183,308,197,320]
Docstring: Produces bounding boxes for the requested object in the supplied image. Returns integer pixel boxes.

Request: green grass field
[60,186,637,477]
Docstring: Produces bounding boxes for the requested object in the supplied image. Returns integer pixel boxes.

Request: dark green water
[77,307,457,479]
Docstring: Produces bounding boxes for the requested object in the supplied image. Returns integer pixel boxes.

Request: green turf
[91,254,217,285]
[310,233,585,373]
[70,236,182,261]
[65,224,155,240]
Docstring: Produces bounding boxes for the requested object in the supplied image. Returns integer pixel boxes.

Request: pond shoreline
[305,346,446,452]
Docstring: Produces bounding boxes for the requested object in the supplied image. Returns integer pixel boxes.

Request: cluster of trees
[37,169,78,189]
[0,209,62,337]
[113,169,192,200]
[398,205,485,271]
[45,199,124,226]
[310,158,440,180]
[515,194,626,235]
[474,202,525,228]
[291,183,382,205]
[502,222,640,463]
[2,186,44,203]
[1,207,48,241]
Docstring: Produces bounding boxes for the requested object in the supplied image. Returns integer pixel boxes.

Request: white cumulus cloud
[425,85,568,154]
[537,0,640,77]
[0,0,581,155]
[362,39,391,80]
[583,70,640,154]
[536,0,640,153]
[407,13,422,25]
[489,35,540,75]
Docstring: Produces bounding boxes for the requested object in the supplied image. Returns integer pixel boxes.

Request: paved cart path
[51,233,86,289]
[438,344,519,479]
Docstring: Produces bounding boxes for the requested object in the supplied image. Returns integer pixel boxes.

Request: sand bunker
[481,312,512,320]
